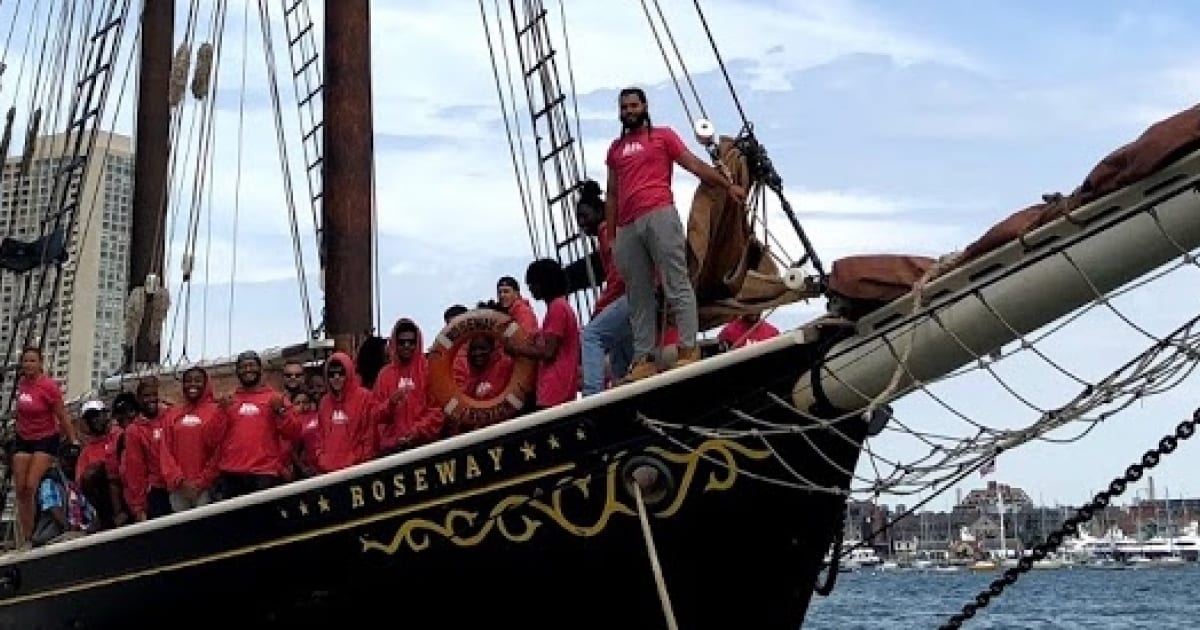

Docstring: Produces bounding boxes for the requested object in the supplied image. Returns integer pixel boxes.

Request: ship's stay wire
[636,0,802,270]
[227,0,250,357]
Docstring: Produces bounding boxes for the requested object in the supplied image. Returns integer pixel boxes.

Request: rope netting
[638,183,1200,511]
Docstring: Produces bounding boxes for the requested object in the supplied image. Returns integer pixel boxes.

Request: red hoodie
[160,368,224,493]
[296,408,320,474]
[373,318,443,451]
[77,425,120,486]
[316,352,382,473]
[216,382,301,477]
[120,409,167,517]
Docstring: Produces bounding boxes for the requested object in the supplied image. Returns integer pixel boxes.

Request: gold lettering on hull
[358,439,771,556]
[319,425,595,521]
[343,442,522,513]
[435,460,457,485]
[465,455,482,479]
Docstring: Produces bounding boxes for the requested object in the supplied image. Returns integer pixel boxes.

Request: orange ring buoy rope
[427,309,537,429]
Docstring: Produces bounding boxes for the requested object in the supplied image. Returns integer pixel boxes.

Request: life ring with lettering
[427,309,537,430]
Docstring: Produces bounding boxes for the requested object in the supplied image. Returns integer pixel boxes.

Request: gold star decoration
[317,495,331,513]
[575,426,587,441]
[547,434,561,449]
[298,501,310,516]
[520,441,537,460]
[279,508,289,519]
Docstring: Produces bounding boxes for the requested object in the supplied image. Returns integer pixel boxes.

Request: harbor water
[805,564,1199,629]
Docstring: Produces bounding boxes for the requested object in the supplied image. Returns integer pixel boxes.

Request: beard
[621,111,648,130]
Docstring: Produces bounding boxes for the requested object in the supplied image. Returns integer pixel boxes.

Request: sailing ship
[0,1,1199,628]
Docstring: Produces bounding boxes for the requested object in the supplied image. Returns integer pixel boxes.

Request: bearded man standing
[605,87,746,382]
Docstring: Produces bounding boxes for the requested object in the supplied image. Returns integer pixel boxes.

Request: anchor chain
[938,409,1200,629]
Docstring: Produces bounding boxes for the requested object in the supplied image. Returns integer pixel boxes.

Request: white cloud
[366,0,977,123]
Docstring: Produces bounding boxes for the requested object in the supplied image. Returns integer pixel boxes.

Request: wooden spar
[322,0,375,354]
[126,0,174,368]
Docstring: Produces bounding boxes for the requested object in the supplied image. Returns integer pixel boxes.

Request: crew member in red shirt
[121,377,171,521]
[315,353,381,473]
[159,366,223,512]
[718,313,780,350]
[373,318,442,454]
[577,180,634,396]
[504,258,581,410]
[604,87,746,382]
[10,346,78,548]
[76,400,125,530]
[448,334,514,435]
[497,276,539,334]
[213,350,300,499]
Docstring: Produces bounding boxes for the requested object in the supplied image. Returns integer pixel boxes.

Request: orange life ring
[427,309,537,428]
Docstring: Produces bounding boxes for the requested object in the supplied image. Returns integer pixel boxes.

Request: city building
[958,481,1034,513]
[0,131,134,400]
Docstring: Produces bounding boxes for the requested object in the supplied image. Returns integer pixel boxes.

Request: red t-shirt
[15,375,62,440]
[537,297,581,407]
[593,221,626,316]
[606,126,686,226]
[718,319,780,349]
[509,298,539,334]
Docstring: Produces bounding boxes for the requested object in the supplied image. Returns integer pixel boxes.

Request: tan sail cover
[686,137,817,330]
[827,255,936,303]
[827,103,1200,317]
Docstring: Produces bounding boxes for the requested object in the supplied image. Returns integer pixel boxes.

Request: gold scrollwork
[359,439,771,556]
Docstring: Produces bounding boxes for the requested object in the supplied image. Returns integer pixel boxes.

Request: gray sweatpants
[613,206,699,359]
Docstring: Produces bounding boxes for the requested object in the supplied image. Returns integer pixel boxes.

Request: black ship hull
[0,328,867,630]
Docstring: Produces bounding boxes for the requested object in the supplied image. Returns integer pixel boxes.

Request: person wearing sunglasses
[314,353,382,473]
[372,318,442,455]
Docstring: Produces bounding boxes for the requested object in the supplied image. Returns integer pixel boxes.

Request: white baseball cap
[81,400,106,414]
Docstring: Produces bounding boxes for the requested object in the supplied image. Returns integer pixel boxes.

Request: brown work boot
[621,357,659,384]
[674,345,701,367]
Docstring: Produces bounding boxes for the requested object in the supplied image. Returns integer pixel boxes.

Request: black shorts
[13,434,61,456]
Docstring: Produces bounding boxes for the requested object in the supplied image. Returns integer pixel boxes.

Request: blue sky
[6,0,1200,513]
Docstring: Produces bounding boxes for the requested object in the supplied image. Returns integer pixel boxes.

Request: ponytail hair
[580,179,603,206]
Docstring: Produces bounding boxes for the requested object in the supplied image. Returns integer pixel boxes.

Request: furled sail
[824,104,1200,321]
[687,137,819,330]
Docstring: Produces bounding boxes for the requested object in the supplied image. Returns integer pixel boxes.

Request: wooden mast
[322,0,375,353]
[126,0,174,368]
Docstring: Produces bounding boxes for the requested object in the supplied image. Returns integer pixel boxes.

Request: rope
[256,0,316,339]
[646,0,707,121]
[638,0,695,124]
[479,0,538,257]
[862,251,962,417]
[555,0,586,176]
[632,482,679,630]
[228,0,249,355]
[689,0,748,128]
[941,413,1198,629]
